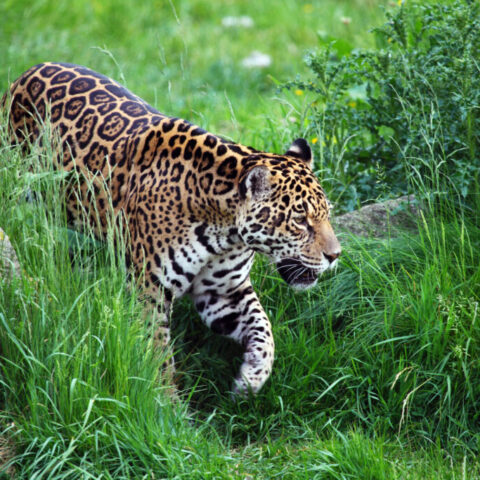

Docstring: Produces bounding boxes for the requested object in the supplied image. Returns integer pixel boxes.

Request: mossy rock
[332,195,420,239]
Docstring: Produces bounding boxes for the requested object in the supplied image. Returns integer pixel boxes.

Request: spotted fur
[4,62,341,395]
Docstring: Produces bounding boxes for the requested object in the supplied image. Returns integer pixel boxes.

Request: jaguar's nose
[323,251,341,264]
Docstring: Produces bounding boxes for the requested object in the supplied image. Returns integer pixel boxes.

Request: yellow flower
[311,137,318,144]
[303,4,314,14]
[348,100,357,108]
[397,0,403,5]
[295,89,304,96]
[92,0,105,14]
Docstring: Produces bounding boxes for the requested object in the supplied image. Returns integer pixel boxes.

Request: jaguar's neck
[156,119,255,215]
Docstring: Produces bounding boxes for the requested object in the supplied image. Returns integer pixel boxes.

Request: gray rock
[0,228,21,280]
[332,195,420,239]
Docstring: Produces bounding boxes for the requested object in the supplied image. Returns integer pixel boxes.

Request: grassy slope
[1,0,480,478]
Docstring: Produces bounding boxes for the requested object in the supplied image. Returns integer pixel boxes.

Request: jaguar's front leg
[193,281,275,395]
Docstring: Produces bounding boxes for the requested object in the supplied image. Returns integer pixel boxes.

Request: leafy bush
[285,0,480,211]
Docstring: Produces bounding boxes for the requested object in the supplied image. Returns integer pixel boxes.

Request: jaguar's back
[6,62,174,235]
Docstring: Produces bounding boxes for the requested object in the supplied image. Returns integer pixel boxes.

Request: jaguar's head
[238,138,341,289]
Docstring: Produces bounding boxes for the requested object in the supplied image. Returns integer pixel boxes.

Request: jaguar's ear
[239,166,271,201]
[286,138,313,167]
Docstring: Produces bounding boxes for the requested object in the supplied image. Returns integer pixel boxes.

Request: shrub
[285,0,480,212]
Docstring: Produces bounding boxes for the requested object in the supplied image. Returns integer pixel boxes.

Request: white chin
[290,278,318,291]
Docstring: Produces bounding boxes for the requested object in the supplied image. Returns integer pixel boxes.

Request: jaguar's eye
[293,215,309,227]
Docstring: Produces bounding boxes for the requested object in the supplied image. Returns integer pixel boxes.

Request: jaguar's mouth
[276,258,319,289]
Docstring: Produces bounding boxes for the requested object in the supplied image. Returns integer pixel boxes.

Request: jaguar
[3,62,341,395]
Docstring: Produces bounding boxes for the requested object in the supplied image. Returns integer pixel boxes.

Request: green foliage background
[286,0,480,212]
[0,0,386,143]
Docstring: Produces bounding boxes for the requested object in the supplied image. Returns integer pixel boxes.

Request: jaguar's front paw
[231,376,252,399]
[231,359,270,398]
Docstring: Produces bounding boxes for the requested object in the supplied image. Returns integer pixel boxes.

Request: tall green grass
[1,109,479,479]
[2,1,480,478]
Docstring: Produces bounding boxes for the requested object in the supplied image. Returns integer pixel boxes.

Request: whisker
[290,267,306,283]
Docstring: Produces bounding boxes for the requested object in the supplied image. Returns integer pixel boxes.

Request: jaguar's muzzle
[276,258,318,288]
